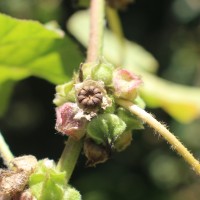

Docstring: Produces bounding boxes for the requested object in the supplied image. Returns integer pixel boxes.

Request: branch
[56,137,83,183]
[87,0,105,62]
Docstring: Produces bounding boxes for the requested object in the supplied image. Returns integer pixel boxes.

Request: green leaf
[0,13,82,84]
[0,13,82,117]
[67,10,200,123]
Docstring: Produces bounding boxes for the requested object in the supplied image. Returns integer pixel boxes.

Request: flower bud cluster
[29,159,81,200]
[54,59,144,166]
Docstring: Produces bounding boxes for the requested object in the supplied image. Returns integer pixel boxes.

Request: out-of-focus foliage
[172,0,200,23]
[0,13,82,116]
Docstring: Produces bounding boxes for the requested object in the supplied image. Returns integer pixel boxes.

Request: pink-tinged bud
[55,103,87,140]
[113,69,142,101]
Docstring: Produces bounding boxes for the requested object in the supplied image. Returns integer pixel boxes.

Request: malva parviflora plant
[0,0,200,199]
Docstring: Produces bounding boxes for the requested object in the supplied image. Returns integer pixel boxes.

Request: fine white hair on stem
[116,99,200,176]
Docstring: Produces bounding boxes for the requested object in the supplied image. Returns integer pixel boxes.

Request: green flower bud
[81,62,94,80]
[114,131,132,152]
[53,81,76,106]
[29,159,66,200]
[91,59,115,86]
[87,113,126,145]
[117,107,144,131]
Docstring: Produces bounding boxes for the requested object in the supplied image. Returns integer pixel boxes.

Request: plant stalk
[87,0,105,62]
[117,99,200,175]
[0,132,14,168]
[57,0,106,183]
[56,137,83,183]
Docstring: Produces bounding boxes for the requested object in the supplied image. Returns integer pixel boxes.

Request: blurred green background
[0,0,200,199]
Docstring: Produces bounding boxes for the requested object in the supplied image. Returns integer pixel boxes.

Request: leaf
[67,10,200,123]
[0,13,83,117]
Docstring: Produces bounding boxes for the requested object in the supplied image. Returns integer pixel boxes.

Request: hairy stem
[56,137,83,183]
[0,132,14,168]
[57,0,105,183]
[117,99,200,175]
[87,0,105,62]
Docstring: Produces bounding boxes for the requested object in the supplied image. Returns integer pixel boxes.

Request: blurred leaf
[67,10,158,73]
[0,13,83,117]
[172,0,200,23]
[139,71,200,123]
[0,13,82,84]
[67,10,200,123]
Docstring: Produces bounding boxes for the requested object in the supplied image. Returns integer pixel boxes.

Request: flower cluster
[54,59,144,166]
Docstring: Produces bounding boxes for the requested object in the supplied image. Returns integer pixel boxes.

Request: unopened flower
[113,69,142,101]
[86,113,126,145]
[83,138,111,167]
[53,81,75,106]
[91,59,115,86]
[55,102,87,140]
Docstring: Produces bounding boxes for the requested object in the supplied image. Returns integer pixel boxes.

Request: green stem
[117,99,200,176]
[87,0,105,62]
[56,137,83,183]
[0,132,14,168]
